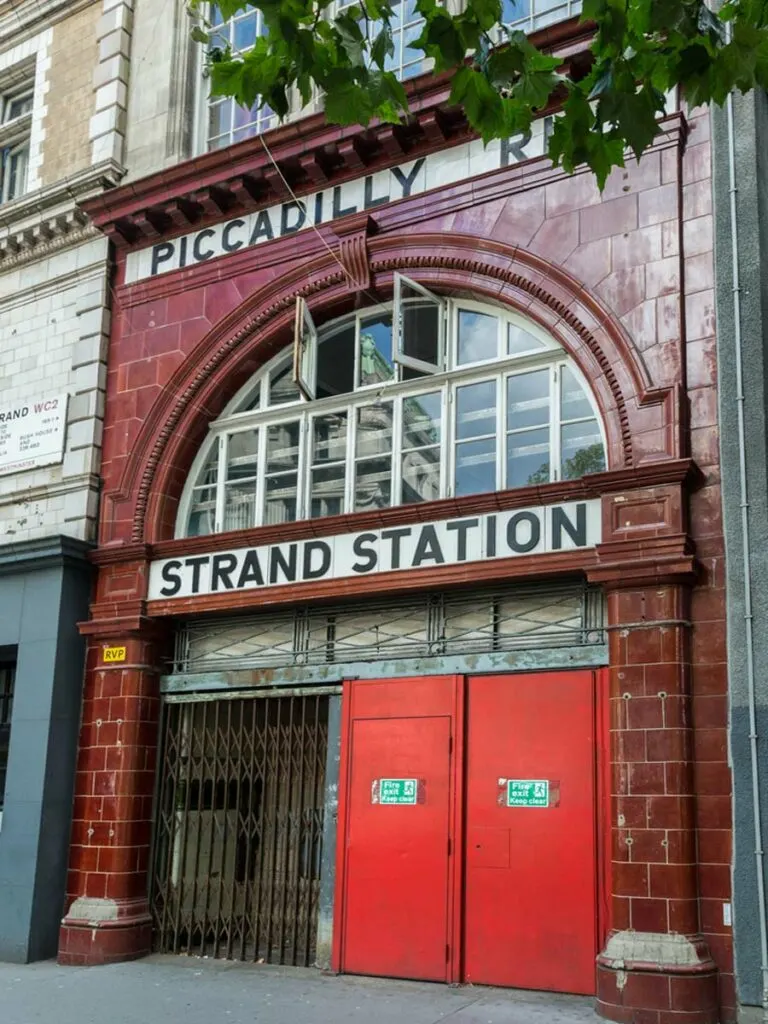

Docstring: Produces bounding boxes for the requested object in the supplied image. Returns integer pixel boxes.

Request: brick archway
[103,232,680,545]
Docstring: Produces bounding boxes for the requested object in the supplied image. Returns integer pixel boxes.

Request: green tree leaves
[188,0,768,187]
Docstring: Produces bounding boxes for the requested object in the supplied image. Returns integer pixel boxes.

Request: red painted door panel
[463,672,597,995]
[342,713,452,981]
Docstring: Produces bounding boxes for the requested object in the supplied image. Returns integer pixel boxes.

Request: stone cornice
[0,158,125,267]
[0,0,96,47]
[0,534,94,574]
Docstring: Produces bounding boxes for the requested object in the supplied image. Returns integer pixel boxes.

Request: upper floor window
[500,0,582,33]
[336,0,428,81]
[206,4,274,150]
[178,284,606,538]
[0,81,32,203]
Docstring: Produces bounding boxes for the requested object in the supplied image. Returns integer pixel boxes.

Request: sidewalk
[0,955,600,1024]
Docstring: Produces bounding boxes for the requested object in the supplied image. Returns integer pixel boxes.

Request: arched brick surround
[102,232,680,546]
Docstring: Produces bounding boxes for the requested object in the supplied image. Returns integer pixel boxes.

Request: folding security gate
[150,693,329,965]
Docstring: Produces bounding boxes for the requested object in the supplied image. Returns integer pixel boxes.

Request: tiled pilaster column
[58,629,161,965]
[596,581,718,1024]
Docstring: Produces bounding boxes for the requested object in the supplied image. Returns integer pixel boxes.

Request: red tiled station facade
[57,29,731,1024]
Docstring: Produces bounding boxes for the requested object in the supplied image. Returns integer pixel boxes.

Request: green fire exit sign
[379,778,418,805]
[506,779,549,808]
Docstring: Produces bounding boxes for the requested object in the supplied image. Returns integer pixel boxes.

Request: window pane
[193,445,219,488]
[355,457,392,511]
[266,421,300,473]
[458,310,498,364]
[187,486,217,536]
[561,421,605,479]
[507,427,550,488]
[226,430,258,480]
[318,325,355,398]
[402,293,440,368]
[233,11,258,50]
[265,474,298,524]
[456,381,497,440]
[224,481,257,531]
[402,392,441,449]
[508,322,547,355]
[208,98,231,140]
[311,465,346,519]
[269,364,301,405]
[359,314,394,386]
[560,365,594,422]
[506,370,550,431]
[313,412,347,462]
[402,446,441,504]
[356,402,393,459]
[455,438,496,496]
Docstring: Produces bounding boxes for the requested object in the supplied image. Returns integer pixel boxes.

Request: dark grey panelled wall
[0,537,91,962]
[713,89,768,1011]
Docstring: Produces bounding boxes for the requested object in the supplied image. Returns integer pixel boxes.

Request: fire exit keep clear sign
[378,779,418,805]
[506,780,550,808]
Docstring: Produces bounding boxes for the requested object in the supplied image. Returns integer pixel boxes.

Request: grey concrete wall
[713,89,768,1008]
[0,537,92,963]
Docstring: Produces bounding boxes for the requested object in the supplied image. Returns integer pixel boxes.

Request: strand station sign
[148,499,600,601]
[127,118,553,284]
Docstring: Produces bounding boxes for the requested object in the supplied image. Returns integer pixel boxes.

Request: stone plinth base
[58,897,152,966]
[596,932,719,1024]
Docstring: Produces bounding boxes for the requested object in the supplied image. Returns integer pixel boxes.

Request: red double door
[336,672,599,995]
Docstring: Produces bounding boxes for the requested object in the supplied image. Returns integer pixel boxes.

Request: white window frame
[0,77,34,205]
[176,298,607,538]
[393,272,446,376]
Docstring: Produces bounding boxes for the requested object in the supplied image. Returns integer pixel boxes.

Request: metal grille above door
[172,582,605,675]
[150,693,329,965]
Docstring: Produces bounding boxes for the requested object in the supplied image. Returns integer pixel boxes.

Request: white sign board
[126,118,553,283]
[148,499,601,601]
[0,394,68,476]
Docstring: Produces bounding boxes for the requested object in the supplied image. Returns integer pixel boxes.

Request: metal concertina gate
[150,692,329,965]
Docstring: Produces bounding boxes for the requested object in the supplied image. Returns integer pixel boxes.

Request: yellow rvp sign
[103,645,127,664]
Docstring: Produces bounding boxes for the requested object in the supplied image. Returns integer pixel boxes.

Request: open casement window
[293,296,318,401]
[393,273,446,376]
[1,139,28,203]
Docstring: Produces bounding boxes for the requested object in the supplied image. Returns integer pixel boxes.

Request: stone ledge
[0,533,94,574]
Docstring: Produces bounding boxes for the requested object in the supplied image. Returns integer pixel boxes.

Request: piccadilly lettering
[148,500,600,602]
[130,120,553,284]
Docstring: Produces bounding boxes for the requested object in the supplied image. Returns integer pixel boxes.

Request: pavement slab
[0,955,601,1024]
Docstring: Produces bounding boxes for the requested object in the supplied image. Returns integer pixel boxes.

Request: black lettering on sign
[364,174,390,209]
[446,517,479,561]
[222,219,246,252]
[333,184,357,219]
[391,158,425,198]
[281,200,306,235]
[237,549,264,588]
[506,512,541,554]
[552,503,587,549]
[193,228,217,262]
[303,540,332,580]
[151,242,175,276]
[269,544,298,584]
[352,533,377,573]
[184,555,210,594]
[381,527,412,570]
[500,131,532,166]
[250,210,275,245]
[178,235,189,268]
[412,525,446,567]
[486,515,497,557]
[159,559,183,597]
[211,552,238,591]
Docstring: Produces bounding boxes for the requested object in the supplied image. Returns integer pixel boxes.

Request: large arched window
[178,282,607,538]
